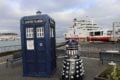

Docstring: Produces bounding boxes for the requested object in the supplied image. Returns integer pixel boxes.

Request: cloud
[49,9,86,38]
[0,0,27,33]
[84,0,120,27]
[20,0,87,12]
[0,0,120,38]
[50,9,86,25]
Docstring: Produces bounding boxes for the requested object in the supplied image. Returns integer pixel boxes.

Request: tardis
[20,11,56,77]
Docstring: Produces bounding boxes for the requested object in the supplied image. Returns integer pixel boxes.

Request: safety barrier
[0,45,21,53]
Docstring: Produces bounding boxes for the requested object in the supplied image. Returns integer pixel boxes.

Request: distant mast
[73,18,77,27]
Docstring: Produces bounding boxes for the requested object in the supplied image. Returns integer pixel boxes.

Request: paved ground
[0,42,119,80]
[0,51,107,80]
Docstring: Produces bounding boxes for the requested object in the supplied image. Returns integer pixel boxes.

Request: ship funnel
[36,11,42,15]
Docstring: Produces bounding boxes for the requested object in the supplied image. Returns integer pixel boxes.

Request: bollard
[61,39,84,80]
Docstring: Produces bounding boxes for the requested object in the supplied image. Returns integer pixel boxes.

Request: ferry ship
[64,18,113,42]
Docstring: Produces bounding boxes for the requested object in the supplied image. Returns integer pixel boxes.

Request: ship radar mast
[73,18,77,27]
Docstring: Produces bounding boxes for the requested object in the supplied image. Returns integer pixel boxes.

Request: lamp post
[113,22,115,41]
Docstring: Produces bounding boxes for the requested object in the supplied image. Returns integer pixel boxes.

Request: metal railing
[0,45,21,53]
[56,42,120,58]
[81,43,120,52]
[80,42,120,58]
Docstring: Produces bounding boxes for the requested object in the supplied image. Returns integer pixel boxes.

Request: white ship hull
[64,19,113,42]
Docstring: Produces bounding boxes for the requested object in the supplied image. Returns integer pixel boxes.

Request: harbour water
[0,38,64,47]
[0,37,89,53]
[0,40,21,47]
[0,38,64,53]
[0,40,21,53]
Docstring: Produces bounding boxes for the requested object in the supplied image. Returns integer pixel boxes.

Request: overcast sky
[0,0,120,38]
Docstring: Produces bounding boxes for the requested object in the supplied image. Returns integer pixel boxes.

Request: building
[0,33,19,41]
[111,22,120,41]
[113,22,120,36]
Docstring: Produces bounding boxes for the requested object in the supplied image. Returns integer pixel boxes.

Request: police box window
[26,28,34,38]
[50,28,54,37]
[36,27,44,38]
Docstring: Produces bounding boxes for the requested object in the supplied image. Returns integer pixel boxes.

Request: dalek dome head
[65,39,78,50]
[66,39,78,46]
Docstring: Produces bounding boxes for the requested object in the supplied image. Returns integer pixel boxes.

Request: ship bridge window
[95,31,103,36]
[90,32,94,36]
[107,31,112,35]
[95,32,100,36]
[87,29,92,30]
[90,31,103,36]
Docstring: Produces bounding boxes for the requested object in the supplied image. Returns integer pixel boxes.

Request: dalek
[61,39,84,80]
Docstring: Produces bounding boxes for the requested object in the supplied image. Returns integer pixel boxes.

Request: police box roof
[21,11,54,22]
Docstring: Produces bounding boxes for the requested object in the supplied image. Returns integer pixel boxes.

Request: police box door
[25,26,37,75]
[35,25,47,74]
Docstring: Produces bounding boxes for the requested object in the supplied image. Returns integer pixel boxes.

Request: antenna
[91,17,94,27]
[73,18,77,27]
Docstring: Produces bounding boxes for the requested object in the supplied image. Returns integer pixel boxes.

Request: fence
[0,45,21,53]
[80,42,120,58]
[56,42,120,58]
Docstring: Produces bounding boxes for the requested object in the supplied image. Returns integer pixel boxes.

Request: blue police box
[20,11,56,77]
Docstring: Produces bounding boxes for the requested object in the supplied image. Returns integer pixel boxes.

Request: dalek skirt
[61,57,84,80]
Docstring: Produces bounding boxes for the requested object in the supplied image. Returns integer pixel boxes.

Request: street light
[113,22,115,41]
